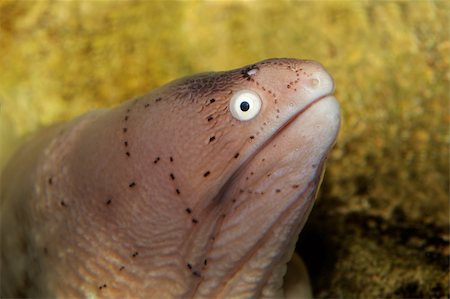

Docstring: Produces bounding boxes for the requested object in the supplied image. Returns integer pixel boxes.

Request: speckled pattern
[1,59,340,298]
[0,1,448,298]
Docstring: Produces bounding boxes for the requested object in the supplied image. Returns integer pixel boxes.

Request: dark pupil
[240,101,250,112]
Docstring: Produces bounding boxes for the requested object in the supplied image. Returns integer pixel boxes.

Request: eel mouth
[208,91,339,214]
[239,93,338,176]
[264,93,337,148]
[193,93,340,297]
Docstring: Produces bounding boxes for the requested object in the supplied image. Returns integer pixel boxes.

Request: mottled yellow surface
[0,1,448,297]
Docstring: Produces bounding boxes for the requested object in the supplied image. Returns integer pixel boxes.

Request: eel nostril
[309,78,320,88]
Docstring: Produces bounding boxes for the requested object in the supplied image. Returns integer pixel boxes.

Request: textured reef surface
[0,1,448,298]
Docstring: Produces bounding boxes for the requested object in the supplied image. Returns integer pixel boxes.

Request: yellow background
[0,1,448,297]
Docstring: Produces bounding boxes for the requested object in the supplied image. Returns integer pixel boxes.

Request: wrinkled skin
[1,58,340,298]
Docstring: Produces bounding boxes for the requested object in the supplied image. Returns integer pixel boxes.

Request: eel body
[1,58,340,298]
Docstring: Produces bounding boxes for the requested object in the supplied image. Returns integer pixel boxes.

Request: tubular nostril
[307,69,335,95]
[299,61,335,91]
[291,60,336,105]
[309,78,320,88]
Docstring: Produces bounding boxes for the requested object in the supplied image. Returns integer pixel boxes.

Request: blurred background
[0,1,448,298]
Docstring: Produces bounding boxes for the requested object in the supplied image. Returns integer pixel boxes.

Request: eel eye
[229,90,262,121]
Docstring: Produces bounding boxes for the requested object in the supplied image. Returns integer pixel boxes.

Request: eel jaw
[191,95,340,298]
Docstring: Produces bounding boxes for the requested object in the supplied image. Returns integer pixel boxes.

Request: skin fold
[0,58,340,298]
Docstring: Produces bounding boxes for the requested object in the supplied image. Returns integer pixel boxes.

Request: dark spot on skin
[126,152,130,157]
[292,184,300,189]
[124,116,128,121]
[204,259,208,266]
[170,156,173,162]
[312,164,317,168]
[276,189,281,193]
[43,247,48,255]
[176,189,180,195]
[153,157,160,164]
[123,128,127,133]
[203,171,210,177]
[186,208,192,214]
[210,236,215,241]
[210,98,215,103]
[155,97,162,102]
[60,201,66,207]
[144,103,149,108]
[209,136,215,143]
[250,172,254,175]
[132,251,138,258]
[106,199,112,205]
[126,109,131,113]
[170,173,175,180]
[48,177,53,185]
[261,158,265,162]
[129,182,136,188]
[192,218,198,224]
[193,271,201,277]
[124,141,128,147]
[187,263,192,270]
[239,189,244,193]
[207,116,213,122]
[232,199,236,203]
[99,284,107,290]
[119,266,125,271]
[250,136,255,139]
[234,153,239,159]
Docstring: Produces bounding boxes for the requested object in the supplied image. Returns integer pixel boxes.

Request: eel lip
[294,93,336,121]
[212,93,339,205]
[274,93,338,141]
[250,92,338,168]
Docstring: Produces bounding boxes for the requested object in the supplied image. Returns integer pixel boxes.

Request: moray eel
[0,58,340,298]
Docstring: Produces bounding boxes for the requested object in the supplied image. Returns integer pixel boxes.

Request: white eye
[229,90,262,121]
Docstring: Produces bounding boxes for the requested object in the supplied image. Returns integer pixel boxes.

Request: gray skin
[1,58,340,298]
